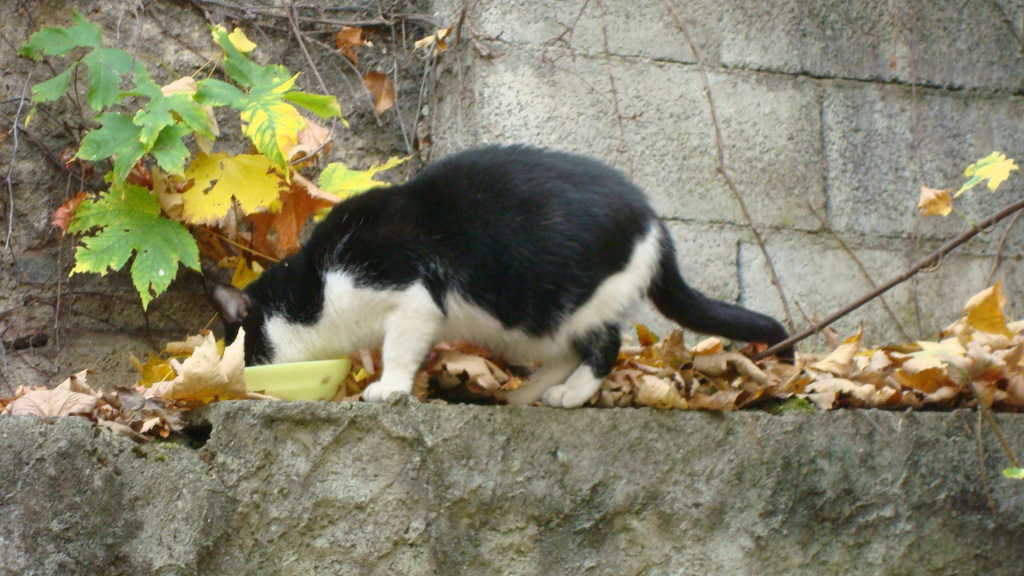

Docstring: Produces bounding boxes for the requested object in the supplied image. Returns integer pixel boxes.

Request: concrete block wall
[430,0,1024,346]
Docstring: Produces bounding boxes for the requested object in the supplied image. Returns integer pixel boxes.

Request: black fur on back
[230,144,791,363]
[278,145,653,332]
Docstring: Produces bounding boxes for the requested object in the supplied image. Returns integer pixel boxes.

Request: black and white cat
[213,145,791,408]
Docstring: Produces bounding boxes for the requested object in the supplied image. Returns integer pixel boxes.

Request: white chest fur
[263,224,663,369]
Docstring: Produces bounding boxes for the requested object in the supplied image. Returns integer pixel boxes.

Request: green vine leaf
[77,112,146,183]
[195,78,247,108]
[130,68,214,151]
[81,47,136,111]
[319,156,407,199]
[31,66,77,104]
[282,91,344,121]
[69,183,200,309]
[18,12,101,60]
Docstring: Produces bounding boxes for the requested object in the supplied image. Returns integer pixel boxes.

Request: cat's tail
[647,232,793,360]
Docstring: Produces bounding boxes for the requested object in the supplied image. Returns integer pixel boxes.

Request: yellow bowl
[244,358,351,401]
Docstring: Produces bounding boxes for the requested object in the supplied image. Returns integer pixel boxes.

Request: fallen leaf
[809,328,862,376]
[689,389,742,411]
[692,351,768,385]
[52,192,87,235]
[963,282,1013,339]
[363,71,395,114]
[287,118,332,163]
[7,370,97,417]
[132,354,177,387]
[635,324,659,347]
[635,375,687,409]
[693,337,723,355]
[161,76,197,97]
[230,257,264,290]
[414,27,453,55]
[148,329,248,405]
[335,26,370,65]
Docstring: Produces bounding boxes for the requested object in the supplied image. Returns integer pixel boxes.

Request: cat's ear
[211,284,252,326]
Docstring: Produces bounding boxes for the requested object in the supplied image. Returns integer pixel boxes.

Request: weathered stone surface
[433,0,1024,342]
[446,0,1024,90]
[2,402,1023,575]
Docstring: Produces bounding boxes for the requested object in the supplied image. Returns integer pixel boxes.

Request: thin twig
[594,0,633,175]
[286,1,330,96]
[658,0,794,331]
[757,195,1024,359]
[806,202,912,342]
[4,67,33,248]
[985,207,1023,286]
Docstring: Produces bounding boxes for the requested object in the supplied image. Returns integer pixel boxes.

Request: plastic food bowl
[244,358,351,401]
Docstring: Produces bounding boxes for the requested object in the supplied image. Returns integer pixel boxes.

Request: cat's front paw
[541,384,593,409]
[363,379,413,403]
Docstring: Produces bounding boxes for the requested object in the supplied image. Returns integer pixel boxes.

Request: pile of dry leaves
[2,283,1023,441]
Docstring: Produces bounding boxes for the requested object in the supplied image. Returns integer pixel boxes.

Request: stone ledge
[2,401,1022,575]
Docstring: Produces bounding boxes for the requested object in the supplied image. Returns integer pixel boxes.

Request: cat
[213,145,791,408]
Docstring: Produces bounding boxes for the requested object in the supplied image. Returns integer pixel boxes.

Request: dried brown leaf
[363,71,395,115]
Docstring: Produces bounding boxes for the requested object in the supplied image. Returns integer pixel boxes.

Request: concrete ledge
[2,401,1022,575]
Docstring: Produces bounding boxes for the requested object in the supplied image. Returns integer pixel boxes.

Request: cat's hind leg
[541,324,621,408]
[363,286,444,403]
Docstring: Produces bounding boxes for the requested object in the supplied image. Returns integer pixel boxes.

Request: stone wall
[2,401,1022,575]
[431,0,1024,346]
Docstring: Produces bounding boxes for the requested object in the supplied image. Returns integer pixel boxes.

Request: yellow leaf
[809,328,862,376]
[212,25,257,53]
[635,324,659,346]
[318,156,408,199]
[917,186,952,216]
[963,282,1013,338]
[956,152,1018,197]
[148,329,248,404]
[231,257,264,290]
[240,99,305,173]
[182,153,286,223]
[902,338,966,373]
[132,354,177,387]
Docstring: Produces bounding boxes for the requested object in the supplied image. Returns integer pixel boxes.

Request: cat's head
[211,284,272,366]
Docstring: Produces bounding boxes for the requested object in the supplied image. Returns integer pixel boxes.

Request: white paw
[363,379,412,403]
[541,384,592,409]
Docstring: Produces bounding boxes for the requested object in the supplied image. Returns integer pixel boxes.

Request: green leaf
[18,12,102,61]
[239,76,306,171]
[70,183,200,309]
[282,91,343,120]
[319,156,407,199]
[31,65,77,103]
[150,124,192,175]
[195,78,247,108]
[126,67,213,149]
[77,112,145,183]
[1004,467,1024,480]
[212,27,289,89]
[81,48,135,110]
